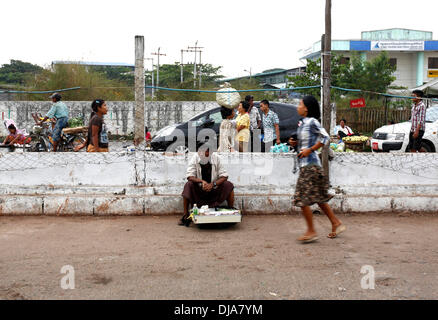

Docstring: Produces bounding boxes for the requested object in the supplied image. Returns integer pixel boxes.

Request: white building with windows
[299,28,438,90]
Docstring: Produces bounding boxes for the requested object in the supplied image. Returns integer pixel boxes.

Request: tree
[288,52,396,97]
[155,63,224,88]
[152,63,225,101]
[287,54,351,97]
[0,60,44,85]
[90,66,134,85]
[228,78,276,102]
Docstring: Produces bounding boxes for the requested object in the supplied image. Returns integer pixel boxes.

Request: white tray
[192,213,242,224]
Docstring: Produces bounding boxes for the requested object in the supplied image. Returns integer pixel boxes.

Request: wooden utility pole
[180,50,184,83]
[134,35,145,146]
[151,47,166,87]
[198,50,203,88]
[322,0,332,178]
[146,57,154,99]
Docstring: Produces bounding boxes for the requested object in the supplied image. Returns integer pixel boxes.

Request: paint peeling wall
[0,152,436,215]
[0,101,219,137]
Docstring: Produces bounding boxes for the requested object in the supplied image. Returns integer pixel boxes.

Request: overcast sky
[2,0,438,78]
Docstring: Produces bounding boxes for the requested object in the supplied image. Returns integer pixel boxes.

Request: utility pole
[180,50,184,83]
[198,50,202,88]
[146,57,154,99]
[188,41,204,87]
[321,0,332,178]
[134,35,145,146]
[180,48,195,84]
[244,68,252,79]
[151,47,166,87]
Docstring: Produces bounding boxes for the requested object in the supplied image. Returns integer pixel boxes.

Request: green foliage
[68,117,84,127]
[0,60,44,85]
[343,52,396,93]
[151,63,225,101]
[287,54,351,97]
[21,64,134,101]
[228,78,276,102]
[288,52,396,99]
[90,66,134,85]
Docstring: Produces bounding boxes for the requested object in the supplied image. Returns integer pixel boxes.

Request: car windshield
[426,106,438,122]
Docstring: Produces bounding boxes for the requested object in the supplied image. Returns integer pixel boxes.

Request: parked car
[151,102,300,153]
[371,105,438,152]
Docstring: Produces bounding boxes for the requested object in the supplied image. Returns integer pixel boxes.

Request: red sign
[350,98,366,108]
[372,142,379,151]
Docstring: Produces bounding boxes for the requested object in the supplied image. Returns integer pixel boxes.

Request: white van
[371,106,438,153]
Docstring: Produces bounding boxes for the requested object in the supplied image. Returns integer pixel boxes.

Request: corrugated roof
[220,67,304,82]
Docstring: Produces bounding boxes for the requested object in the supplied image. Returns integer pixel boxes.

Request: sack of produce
[68,117,84,128]
[216,82,241,109]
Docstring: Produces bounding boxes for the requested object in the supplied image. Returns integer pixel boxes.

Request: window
[428,57,438,69]
[389,58,397,68]
[426,107,438,122]
[209,111,223,125]
[190,115,207,127]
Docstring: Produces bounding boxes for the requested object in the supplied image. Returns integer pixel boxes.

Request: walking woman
[235,100,250,152]
[293,96,345,243]
[73,99,108,152]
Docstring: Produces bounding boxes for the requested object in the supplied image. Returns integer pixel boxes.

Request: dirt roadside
[0,213,437,300]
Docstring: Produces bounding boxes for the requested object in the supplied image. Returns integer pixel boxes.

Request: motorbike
[27,113,86,152]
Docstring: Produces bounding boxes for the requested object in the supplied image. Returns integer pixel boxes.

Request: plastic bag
[216,82,241,109]
[270,143,290,153]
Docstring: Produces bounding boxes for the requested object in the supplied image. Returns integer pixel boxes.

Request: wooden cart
[62,126,88,135]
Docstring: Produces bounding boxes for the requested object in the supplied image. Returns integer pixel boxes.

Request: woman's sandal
[328,224,346,239]
[297,234,319,243]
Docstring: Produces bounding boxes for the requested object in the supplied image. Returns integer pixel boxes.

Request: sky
[1,0,438,78]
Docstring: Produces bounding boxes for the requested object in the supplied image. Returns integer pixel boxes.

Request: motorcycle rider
[39,92,69,152]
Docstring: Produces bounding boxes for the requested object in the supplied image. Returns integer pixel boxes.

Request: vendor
[179,147,235,226]
[334,119,354,140]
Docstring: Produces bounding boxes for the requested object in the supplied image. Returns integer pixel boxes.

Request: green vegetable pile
[68,117,84,128]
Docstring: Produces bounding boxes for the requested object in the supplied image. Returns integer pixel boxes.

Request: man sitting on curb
[179,147,235,226]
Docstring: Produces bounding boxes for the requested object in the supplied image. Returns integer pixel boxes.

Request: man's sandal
[328,224,346,239]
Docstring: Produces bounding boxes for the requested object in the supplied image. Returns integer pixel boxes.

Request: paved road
[0,214,437,300]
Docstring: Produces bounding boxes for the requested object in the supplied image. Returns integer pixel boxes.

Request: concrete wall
[0,101,218,137]
[0,152,436,215]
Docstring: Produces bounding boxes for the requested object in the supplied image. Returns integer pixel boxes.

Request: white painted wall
[0,101,218,137]
[0,152,436,215]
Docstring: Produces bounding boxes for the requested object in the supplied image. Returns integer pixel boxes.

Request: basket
[344,141,365,151]
[343,140,364,145]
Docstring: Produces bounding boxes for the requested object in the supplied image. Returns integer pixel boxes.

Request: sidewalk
[0,214,437,300]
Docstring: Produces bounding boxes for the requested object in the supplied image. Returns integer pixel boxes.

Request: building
[220,67,306,90]
[299,28,438,89]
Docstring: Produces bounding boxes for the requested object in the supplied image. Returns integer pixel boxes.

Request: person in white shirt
[334,119,354,139]
[179,148,235,226]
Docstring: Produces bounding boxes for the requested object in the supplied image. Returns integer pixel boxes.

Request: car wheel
[420,141,432,153]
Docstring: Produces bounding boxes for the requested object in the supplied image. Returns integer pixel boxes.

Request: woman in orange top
[235,100,250,152]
